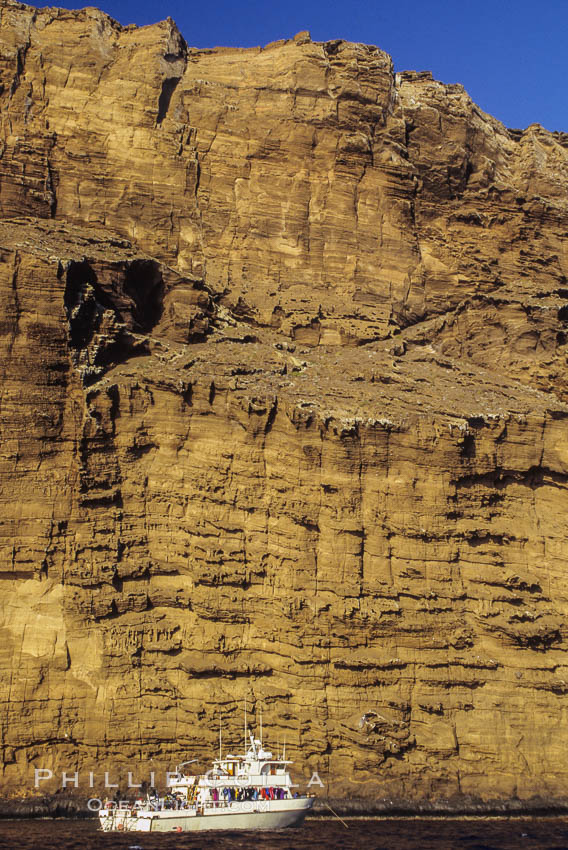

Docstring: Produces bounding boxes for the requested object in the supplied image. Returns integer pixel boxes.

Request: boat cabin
[167,735,296,800]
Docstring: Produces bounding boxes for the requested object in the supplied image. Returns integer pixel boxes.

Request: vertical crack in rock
[156,20,187,126]
[157,75,181,125]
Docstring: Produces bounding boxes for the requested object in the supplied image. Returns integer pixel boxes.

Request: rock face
[1,0,568,807]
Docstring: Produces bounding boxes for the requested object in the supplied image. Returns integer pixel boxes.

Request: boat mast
[260,703,263,748]
[244,696,247,750]
[219,713,222,760]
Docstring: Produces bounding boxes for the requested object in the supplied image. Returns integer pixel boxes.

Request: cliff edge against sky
[1,0,568,807]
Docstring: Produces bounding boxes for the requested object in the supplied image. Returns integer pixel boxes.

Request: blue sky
[32,0,567,132]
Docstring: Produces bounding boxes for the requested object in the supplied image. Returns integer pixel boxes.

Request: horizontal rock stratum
[1,0,568,807]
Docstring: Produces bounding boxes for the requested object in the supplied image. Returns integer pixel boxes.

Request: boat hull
[99,798,312,832]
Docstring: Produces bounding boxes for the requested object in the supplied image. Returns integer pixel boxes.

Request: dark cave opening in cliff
[124,259,164,333]
[64,260,103,350]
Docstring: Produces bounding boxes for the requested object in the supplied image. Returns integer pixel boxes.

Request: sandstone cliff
[1,0,568,807]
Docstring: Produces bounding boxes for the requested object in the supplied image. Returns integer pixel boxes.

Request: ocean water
[0,817,567,850]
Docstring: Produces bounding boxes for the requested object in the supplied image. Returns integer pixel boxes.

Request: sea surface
[0,817,567,850]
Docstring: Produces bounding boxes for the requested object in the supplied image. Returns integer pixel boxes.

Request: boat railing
[104,788,307,815]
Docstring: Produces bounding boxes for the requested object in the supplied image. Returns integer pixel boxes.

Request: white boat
[98,733,313,832]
